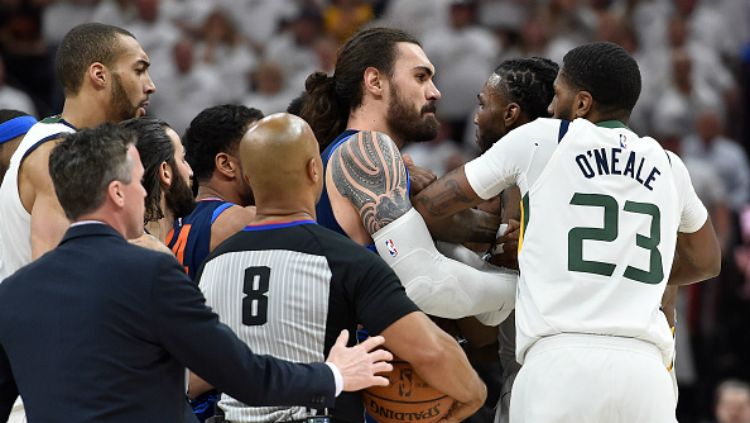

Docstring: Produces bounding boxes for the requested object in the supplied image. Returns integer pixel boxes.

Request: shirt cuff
[325,362,343,397]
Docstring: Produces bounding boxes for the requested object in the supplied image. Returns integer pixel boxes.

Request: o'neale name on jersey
[574,147,661,191]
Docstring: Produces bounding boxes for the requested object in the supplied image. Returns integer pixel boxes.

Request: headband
[0,115,36,144]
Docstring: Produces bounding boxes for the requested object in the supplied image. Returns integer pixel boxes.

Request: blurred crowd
[1,0,749,422]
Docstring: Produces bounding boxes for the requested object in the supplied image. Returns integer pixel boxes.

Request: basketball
[363,360,454,423]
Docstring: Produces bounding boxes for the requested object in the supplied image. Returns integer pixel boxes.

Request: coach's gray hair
[49,123,135,220]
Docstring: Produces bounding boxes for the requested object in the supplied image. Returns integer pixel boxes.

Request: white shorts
[510,334,677,423]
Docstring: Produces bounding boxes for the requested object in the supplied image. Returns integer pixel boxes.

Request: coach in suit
[0,124,392,422]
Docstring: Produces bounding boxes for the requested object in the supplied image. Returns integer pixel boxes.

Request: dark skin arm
[413,165,485,228]
[404,157,499,243]
[668,218,721,286]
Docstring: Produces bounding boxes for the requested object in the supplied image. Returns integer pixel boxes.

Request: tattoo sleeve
[330,131,411,234]
[413,167,482,221]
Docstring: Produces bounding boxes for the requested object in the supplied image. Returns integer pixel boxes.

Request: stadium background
[0,0,748,422]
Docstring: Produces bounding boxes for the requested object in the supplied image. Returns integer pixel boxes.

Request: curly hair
[494,57,559,121]
[183,105,263,182]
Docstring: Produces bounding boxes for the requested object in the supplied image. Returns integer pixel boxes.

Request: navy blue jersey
[316,130,411,253]
[166,199,235,280]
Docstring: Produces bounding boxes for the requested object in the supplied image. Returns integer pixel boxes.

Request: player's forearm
[428,208,499,244]
[409,330,486,407]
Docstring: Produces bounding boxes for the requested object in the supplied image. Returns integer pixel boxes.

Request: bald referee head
[239,113,324,219]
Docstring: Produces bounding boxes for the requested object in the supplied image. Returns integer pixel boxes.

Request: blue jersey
[166,199,235,280]
[316,130,411,253]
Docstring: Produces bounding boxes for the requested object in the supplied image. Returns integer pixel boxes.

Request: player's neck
[60,95,109,129]
[252,208,316,225]
[195,182,241,205]
[347,106,406,148]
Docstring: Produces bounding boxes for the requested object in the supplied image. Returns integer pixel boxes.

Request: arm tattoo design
[330,131,411,234]
[414,177,475,218]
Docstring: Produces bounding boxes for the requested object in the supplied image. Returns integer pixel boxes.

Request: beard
[477,125,504,153]
[386,84,439,143]
[165,174,196,219]
[111,73,140,121]
[553,102,576,122]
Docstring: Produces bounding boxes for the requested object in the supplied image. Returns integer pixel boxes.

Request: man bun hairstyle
[300,27,420,149]
[561,42,641,116]
[494,57,559,121]
[55,23,135,96]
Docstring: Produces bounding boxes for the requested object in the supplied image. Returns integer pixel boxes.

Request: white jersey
[0,117,76,282]
[465,118,708,365]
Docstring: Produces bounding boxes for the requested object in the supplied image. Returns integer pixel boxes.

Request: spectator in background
[264,6,324,92]
[380,0,450,39]
[682,109,750,212]
[715,380,750,423]
[196,8,256,101]
[149,37,221,135]
[422,0,498,144]
[242,61,294,114]
[91,0,136,29]
[324,0,374,43]
[0,57,36,116]
[0,110,35,181]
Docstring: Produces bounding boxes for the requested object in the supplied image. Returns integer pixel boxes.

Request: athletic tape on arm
[372,208,516,321]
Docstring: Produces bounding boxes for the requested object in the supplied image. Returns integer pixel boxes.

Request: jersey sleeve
[464,119,555,200]
[328,238,419,336]
[668,151,709,233]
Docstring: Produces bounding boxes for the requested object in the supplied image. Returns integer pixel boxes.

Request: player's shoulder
[338,130,399,153]
[506,117,565,141]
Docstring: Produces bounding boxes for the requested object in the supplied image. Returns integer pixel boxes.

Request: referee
[197,113,487,423]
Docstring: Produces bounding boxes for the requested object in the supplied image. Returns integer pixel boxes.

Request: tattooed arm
[331,131,516,321]
[329,131,412,235]
[413,166,486,231]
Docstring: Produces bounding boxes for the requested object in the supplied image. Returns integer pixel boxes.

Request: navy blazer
[0,223,335,422]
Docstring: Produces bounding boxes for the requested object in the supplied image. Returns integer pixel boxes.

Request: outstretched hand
[326,330,393,392]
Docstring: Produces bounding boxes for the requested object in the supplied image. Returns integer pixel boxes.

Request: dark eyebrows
[413,65,434,77]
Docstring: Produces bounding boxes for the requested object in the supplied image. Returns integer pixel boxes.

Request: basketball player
[0,110,35,182]
[472,57,559,423]
[122,117,194,252]
[0,23,155,281]
[414,42,721,422]
[198,113,487,423]
[299,27,516,323]
[166,105,262,280]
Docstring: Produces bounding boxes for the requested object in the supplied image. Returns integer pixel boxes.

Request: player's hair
[300,27,420,150]
[560,42,641,117]
[184,104,264,182]
[0,109,31,123]
[286,92,308,116]
[49,123,135,220]
[121,117,175,223]
[494,57,558,121]
[55,23,135,96]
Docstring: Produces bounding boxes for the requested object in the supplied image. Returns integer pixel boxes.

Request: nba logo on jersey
[385,239,398,257]
[619,134,628,149]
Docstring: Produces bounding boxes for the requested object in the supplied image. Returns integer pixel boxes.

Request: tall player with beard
[122,117,194,253]
[300,27,517,348]
[0,23,155,281]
